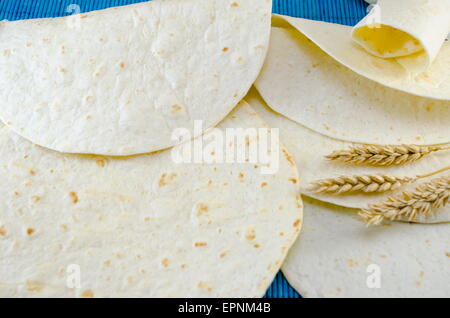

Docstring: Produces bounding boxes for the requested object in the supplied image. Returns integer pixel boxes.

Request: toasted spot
[245,228,256,241]
[60,224,69,231]
[161,258,170,268]
[31,196,41,203]
[59,67,67,73]
[196,203,209,216]
[26,228,35,235]
[69,192,79,204]
[239,173,244,179]
[84,95,93,103]
[293,219,302,228]
[119,62,126,69]
[81,290,94,298]
[197,281,212,292]
[96,159,107,168]
[261,182,268,188]
[103,260,111,266]
[29,169,36,176]
[181,264,188,269]
[289,178,298,184]
[253,244,261,249]
[158,173,177,187]
[222,47,229,52]
[446,252,450,258]
[3,49,10,56]
[282,149,295,166]
[26,281,43,292]
[295,194,303,208]
[194,242,208,247]
[279,232,284,236]
[171,104,183,113]
[230,2,239,7]
[0,226,7,237]
[346,259,358,268]
[219,250,230,258]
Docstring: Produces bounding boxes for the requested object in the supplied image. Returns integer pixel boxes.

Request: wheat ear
[359,176,450,225]
[326,144,450,166]
[310,175,415,194]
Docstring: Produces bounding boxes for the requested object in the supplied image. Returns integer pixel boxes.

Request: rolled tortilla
[246,88,450,224]
[255,26,450,146]
[282,197,450,298]
[271,15,450,101]
[0,102,303,297]
[353,0,450,72]
[0,0,271,156]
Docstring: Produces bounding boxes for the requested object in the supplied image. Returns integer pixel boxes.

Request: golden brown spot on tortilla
[158,173,177,187]
[84,95,93,103]
[85,115,92,120]
[26,42,32,47]
[295,194,303,208]
[26,281,43,292]
[0,226,7,237]
[425,104,434,112]
[245,228,256,241]
[253,244,261,249]
[3,49,10,56]
[171,104,182,113]
[96,159,107,168]
[279,232,284,236]
[414,281,422,287]
[293,219,301,228]
[103,260,111,266]
[278,205,283,211]
[261,182,268,188]
[26,228,35,235]
[115,253,124,259]
[99,38,106,42]
[222,47,229,52]
[29,169,36,176]
[282,149,295,167]
[59,67,67,73]
[80,14,89,19]
[81,290,94,298]
[69,192,79,204]
[42,38,50,43]
[239,173,244,179]
[445,252,450,258]
[119,62,126,69]
[254,44,265,49]
[346,259,358,268]
[194,242,207,247]
[197,281,212,292]
[161,258,170,268]
[181,264,188,269]
[230,2,239,7]
[60,224,68,231]
[219,250,230,258]
[254,164,259,169]
[289,178,298,184]
[196,203,209,216]
[31,196,41,203]
[14,191,20,196]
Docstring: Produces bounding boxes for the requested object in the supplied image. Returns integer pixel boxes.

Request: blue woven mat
[0,0,368,298]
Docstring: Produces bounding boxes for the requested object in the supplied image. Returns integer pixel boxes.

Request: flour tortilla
[0,102,303,298]
[282,197,450,298]
[353,0,450,72]
[255,27,450,146]
[0,0,271,155]
[246,88,450,223]
[270,15,450,101]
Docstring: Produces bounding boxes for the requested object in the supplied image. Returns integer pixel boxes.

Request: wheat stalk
[359,176,450,225]
[326,144,450,166]
[310,175,415,194]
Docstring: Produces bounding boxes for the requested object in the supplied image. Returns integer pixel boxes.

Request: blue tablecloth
[0,0,369,298]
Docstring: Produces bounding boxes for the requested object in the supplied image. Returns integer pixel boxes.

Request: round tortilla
[246,88,450,223]
[0,102,303,297]
[255,26,450,146]
[0,0,271,155]
[282,197,450,298]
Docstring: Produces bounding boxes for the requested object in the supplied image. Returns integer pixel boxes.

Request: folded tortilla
[0,0,271,155]
[246,88,450,224]
[255,26,450,146]
[0,102,303,297]
[282,197,450,298]
[269,15,450,101]
[353,0,450,72]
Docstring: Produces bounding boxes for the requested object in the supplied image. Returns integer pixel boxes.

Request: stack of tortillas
[0,0,448,298]
[250,0,450,297]
[0,0,305,297]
